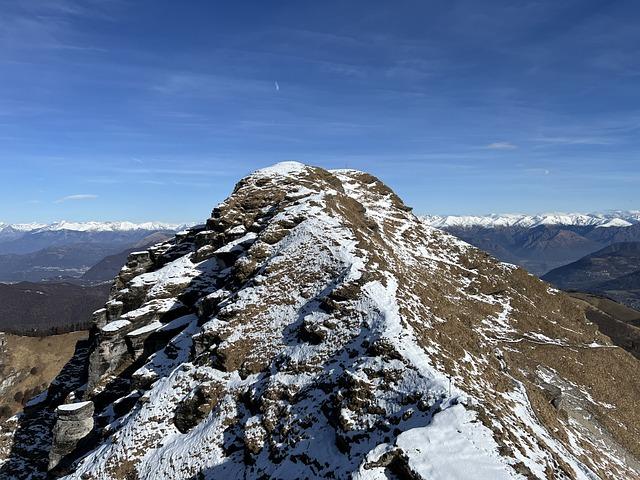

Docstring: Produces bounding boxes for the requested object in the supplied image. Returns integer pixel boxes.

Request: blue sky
[1,0,638,223]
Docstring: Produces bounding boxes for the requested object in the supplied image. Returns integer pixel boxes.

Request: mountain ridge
[429,220,640,275]
[422,211,640,229]
[1,162,638,479]
[0,221,192,234]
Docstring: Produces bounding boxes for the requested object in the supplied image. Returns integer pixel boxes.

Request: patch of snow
[596,218,633,228]
[101,319,132,333]
[24,390,48,408]
[127,322,163,337]
[252,161,308,177]
[395,404,516,479]
[57,401,93,412]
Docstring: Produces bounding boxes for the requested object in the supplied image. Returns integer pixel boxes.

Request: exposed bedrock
[48,401,94,471]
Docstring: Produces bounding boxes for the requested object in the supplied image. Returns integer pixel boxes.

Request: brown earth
[0,331,88,418]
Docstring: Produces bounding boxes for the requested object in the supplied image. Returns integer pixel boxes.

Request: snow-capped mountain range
[422,211,640,229]
[3,212,637,235]
[0,221,191,234]
[0,221,195,281]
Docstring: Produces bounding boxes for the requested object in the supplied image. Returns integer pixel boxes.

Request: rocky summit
[1,162,639,479]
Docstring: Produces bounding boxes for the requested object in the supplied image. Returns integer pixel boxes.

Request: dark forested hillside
[0,282,110,335]
[542,242,640,309]
[439,224,640,275]
[0,244,124,282]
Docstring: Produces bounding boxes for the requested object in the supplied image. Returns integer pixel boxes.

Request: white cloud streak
[485,142,517,150]
[55,193,98,203]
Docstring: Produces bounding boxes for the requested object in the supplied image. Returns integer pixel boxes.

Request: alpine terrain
[0,223,185,282]
[1,162,638,479]
[423,213,640,276]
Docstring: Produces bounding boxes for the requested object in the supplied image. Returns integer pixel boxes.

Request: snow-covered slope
[422,211,640,229]
[1,163,639,479]
[0,221,189,234]
[0,223,48,232]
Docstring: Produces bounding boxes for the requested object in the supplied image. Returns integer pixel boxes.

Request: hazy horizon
[2,202,640,227]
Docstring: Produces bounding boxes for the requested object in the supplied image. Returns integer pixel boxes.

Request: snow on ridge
[0,220,193,233]
[252,162,371,179]
[0,222,48,232]
[597,218,633,228]
[422,211,640,229]
[57,401,93,412]
[42,220,190,232]
[252,161,309,177]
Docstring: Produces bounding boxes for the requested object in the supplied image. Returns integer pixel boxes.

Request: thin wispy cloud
[485,142,518,150]
[0,2,114,55]
[55,194,98,203]
[525,168,551,176]
[534,136,614,146]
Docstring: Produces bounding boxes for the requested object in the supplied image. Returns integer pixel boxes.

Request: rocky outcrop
[173,381,225,433]
[48,401,94,471]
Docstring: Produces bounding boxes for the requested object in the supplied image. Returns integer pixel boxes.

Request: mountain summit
[1,162,638,479]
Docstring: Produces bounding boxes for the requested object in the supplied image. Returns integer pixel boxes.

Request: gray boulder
[48,400,94,471]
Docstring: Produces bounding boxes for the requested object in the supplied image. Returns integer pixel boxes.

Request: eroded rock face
[173,381,225,433]
[48,401,94,471]
[2,162,640,479]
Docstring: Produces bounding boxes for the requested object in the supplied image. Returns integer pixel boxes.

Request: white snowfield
[422,211,640,229]
[23,162,635,480]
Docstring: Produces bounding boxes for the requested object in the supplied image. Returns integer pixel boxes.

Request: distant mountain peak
[422,211,640,229]
[0,221,192,234]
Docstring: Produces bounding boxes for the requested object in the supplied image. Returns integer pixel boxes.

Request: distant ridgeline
[0,222,186,283]
[422,212,640,276]
[0,222,185,335]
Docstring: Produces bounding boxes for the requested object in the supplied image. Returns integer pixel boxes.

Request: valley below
[426,215,640,310]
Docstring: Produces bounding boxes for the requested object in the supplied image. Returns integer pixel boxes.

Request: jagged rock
[543,384,564,410]
[195,289,230,320]
[243,416,267,455]
[48,401,94,471]
[194,244,217,262]
[173,381,224,433]
[126,322,162,359]
[364,447,420,479]
[91,308,107,330]
[86,320,134,391]
[104,300,123,322]
[195,230,219,248]
[127,251,152,269]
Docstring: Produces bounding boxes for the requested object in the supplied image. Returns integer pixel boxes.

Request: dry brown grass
[0,331,87,416]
